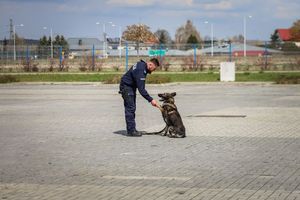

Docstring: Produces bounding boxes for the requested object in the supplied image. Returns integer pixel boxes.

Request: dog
[145,92,186,138]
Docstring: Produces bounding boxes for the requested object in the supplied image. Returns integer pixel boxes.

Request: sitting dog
[145,92,186,138]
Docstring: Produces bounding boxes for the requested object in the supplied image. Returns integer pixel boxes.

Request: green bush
[0,75,19,83]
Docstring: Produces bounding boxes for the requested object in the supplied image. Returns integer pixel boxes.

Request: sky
[0,0,299,41]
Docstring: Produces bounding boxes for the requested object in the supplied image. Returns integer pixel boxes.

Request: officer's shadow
[113,130,128,136]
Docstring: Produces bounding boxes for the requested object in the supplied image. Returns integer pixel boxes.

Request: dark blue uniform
[119,60,153,133]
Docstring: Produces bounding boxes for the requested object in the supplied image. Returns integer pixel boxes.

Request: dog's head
[158,92,176,104]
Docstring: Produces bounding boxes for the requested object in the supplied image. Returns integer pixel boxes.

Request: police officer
[119,58,160,137]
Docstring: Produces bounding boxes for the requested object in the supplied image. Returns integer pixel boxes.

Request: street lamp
[112,24,122,58]
[204,21,214,56]
[243,15,252,57]
[96,21,113,58]
[13,24,24,61]
[43,26,53,59]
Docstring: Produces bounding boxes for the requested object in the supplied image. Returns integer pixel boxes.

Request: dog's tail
[142,127,166,135]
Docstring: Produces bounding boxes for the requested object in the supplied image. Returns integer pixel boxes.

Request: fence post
[92,44,95,71]
[125,42,128,71]
[229,41,232,62]
[264,41,268,70]
[26,45,30,66]
[160,43,163,66]
[59,46,63,70]
[193,44,197,66]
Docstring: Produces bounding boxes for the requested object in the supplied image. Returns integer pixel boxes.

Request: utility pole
[9,19,13,45]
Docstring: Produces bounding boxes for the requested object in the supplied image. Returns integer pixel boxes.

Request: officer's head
[147,58,160,73]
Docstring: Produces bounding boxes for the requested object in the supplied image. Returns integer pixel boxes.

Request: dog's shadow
[113,130,128,136]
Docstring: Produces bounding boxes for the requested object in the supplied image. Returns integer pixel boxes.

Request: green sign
[148,49,166,57]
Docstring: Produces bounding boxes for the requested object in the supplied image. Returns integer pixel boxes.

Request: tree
[281,42,300,51]
[270,30,280,48]
[2,37,8,52]
[230,34,244,43]
[39,35,48,46]
[53,35,60,46]
[38,35,69,57]
[122,24,157,56]
[175,20,201,48]
[14,33,25,46]
[290,19,300,41]
[53,35,69,52]
[187,35,199,44]
[154,29,172,44]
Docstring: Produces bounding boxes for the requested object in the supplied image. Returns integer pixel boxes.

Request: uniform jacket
[120,60,153,102]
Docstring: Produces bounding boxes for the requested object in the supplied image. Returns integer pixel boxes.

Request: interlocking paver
[0,83,299,200]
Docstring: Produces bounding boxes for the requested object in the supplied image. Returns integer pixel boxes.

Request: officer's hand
[151,99,158,107]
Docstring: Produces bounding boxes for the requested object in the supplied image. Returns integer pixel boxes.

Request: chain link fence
[0,42,300,72]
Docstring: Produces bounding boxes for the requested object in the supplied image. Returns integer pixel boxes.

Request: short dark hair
[150,58,160,67]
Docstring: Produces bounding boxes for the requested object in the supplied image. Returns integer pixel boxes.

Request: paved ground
[0,83,299,200]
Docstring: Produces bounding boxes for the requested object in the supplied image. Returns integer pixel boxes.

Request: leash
[156,103,177,114]
[156,104,164,112]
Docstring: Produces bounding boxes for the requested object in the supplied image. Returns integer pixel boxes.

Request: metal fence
[0,42,300,72]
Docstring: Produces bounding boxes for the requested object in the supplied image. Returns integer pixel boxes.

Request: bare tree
[230,34,244,43]
[175,20,201,48]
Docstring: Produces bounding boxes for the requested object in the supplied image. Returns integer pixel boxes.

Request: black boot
[135,129,146,134]
[127,130,142,137]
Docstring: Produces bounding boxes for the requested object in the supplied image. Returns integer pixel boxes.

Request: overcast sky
[0,0,299,41]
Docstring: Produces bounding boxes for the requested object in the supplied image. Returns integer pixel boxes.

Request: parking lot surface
[0,83,299,200]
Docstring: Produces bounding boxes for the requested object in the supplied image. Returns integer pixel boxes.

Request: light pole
[13,24,24,61]
[205,21,214,56]
[243,15,252,57]
[43,27,53,59]
[112,24,122,58]
[96,21,113,58]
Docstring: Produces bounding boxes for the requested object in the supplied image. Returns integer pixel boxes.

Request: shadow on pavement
[113,130,128,136]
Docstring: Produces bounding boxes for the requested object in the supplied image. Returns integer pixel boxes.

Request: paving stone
[0,83,299,200]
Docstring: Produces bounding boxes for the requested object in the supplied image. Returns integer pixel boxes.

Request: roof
[200,43,281,54]
[276,29,292,41]
[67,38,104,50]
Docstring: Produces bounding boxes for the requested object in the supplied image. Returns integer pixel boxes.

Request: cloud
[56,4,92,12]
[106,0,154,7]
[106,0,194,7]
[202,1,233,10]
[272,0,300,19]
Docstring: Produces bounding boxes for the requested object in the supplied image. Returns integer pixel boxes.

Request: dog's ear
[171,92,176,97]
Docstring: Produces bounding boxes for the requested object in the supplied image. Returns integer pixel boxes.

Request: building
[67,38,104,58]
[275,28,300,47]
[276,29,292,42]
[200,43,280,56]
